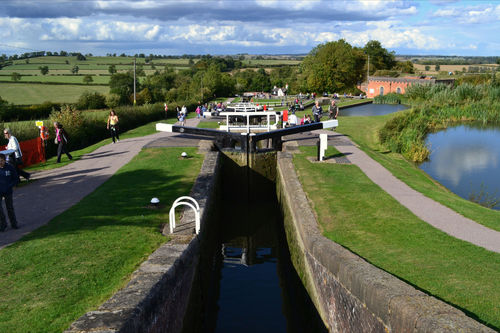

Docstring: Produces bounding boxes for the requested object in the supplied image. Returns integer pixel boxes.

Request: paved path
[296,130,500,254]
[1,118,200,250]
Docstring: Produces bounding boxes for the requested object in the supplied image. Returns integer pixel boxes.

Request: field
[413,63,499,75]
[0,83,109,104]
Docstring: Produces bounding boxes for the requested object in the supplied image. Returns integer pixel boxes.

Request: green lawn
[336,113,500,232]
[0,83,109,105]
[0,147,203,333]
[293,146,500,330]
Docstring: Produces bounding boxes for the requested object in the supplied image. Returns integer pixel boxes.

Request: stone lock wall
[276,151,494,333]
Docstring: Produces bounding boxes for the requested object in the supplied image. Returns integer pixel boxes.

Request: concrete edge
[65,149,221,333]
[276,151,494,333]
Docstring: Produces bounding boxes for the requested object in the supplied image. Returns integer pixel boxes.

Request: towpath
[0,118,201,250]
[286,130,500,254]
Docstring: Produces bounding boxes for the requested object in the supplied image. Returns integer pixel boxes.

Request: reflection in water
[420,125,500,209]
[184,157,327,333]
[340,103,408,117]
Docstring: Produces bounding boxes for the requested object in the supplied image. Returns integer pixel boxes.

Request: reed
[379,82,500,162]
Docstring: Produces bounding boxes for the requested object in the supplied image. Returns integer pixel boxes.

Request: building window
[396,87,401,94]
[379,86,384,96]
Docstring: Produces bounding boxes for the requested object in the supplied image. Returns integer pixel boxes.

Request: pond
[340,103,408,117]
[419,124,500,209]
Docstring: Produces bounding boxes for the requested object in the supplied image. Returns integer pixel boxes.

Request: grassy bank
[0,147,203,332]
[337,113,500,232]
[378,83,500,162]
[293,145,500,330]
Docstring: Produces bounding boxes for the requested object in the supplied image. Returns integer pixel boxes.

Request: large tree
[300,39,365,93]
[363,40,397,73]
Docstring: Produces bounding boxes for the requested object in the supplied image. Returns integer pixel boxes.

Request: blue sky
[0,0,499,57]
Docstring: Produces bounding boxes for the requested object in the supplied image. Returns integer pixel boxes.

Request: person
[4,128,30,181]
[201,104,207,118]
[181,105,187,117]
[328,100,339,119]
[195,106,201,119]
[0,153,18,231]
[179,112,186,126]
[288,113,298,127]
[54,122,72,163]
[312,101,323,122]
[176,106,180,119]
[164,103,168,119]
[106,110,120,144]
[305,115,312,124]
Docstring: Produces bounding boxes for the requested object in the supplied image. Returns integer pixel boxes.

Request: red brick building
[360,76,454,98]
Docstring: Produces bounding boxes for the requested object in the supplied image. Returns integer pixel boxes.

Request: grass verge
[336,114,500,232]
[0,147,203,332]
[293,145,500,330]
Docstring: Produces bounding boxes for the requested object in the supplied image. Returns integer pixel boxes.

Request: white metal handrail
[169,196,200,234]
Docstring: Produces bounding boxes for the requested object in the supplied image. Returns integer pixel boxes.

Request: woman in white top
[4,128,30,181]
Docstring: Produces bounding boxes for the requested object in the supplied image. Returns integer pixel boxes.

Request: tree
[363,40,396,73]
[435,64,441,71]
[83,75,93,84]
[425,65,430,71]
[76,53,86,61]
[71,65,79,74]
[300,39,365,93]
[39,66,49,75]
[11,72,21,81]
[109,73,135,105]
[395,61,415,74]
[76,91,105,109]
[108,64,117,74]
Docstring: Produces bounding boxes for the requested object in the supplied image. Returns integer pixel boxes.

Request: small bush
[76,91,107,110]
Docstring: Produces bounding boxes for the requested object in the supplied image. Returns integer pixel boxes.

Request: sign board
[35,121,44,127]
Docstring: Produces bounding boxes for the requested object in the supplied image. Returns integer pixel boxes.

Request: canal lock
[181,149,327,333]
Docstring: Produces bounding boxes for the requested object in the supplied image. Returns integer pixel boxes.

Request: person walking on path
[328,100,339,119]
[312,101,323,123]
[54,122,73,163]
[4,128,30,182]
[107,110,120,144]
[0,153,18,232]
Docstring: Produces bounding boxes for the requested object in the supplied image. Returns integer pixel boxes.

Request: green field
[0,83,109,104]
[0,75,110,84]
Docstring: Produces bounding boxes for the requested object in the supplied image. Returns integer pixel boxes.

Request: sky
[0,0,499,57]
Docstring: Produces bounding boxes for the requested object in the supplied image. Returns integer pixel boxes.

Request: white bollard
[319,133,328,161]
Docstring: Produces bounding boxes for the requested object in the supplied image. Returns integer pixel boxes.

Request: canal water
[419,124,500,209]
[340,103,408,117]
[183,155,327,333]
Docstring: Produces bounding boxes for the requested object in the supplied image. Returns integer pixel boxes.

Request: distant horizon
[1,1,499,57]
[3,50,500,60]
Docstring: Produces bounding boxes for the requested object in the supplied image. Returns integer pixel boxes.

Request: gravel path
[0,118,200,250]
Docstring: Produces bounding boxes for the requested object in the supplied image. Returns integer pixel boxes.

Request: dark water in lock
[183,156,327,333]
[340,103,408,116]
[419,124,500,210]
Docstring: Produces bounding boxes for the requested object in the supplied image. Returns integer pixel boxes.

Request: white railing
[169,196,200,234]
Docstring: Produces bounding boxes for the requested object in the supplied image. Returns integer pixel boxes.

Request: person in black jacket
[0,153,19,231]
[53,122,73,163]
